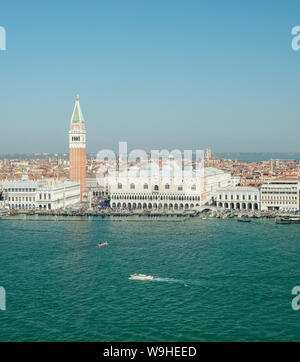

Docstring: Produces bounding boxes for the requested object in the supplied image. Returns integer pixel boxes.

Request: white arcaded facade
[85,178,109,197]
[2,180,80,210]
[110,165,234,210]
[216,186,260,211]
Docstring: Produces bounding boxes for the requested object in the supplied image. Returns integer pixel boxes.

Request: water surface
[0,217,299,341]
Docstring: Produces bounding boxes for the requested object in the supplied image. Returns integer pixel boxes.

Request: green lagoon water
[0,217,300,342]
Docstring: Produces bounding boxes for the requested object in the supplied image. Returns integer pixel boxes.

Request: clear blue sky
[0,0,300,153]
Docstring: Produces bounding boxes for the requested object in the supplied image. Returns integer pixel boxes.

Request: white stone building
[260,179,300,212]
[2,180,40,210]
[2,180,80,210]
[35,181,81,210]
[0,187,5,210]
[110,164,234,210]
[216,186,260,211]
[85,178,109,198]
[203,167,237,204]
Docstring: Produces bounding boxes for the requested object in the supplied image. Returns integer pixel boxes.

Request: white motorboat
[129,274,154,281]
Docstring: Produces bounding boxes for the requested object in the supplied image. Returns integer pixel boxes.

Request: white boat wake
[153,277,183,283]
[152,277,189,286]
[129,275,193,286]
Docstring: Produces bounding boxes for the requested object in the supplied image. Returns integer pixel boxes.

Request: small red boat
[98,242,108,247]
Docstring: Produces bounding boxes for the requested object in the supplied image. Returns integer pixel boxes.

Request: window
[191,185,196,191]
[118,183,122,189]
[144,183,148,190]
[178,185,183,191]
[165,184,170,190]
[154,185,159,191]
[130,183,135,190]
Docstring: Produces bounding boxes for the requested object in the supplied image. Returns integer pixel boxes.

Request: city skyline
[1,0,300,153]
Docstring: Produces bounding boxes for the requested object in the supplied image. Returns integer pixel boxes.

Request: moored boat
[275,218,291,225]
[288,217,300,224]
[237,218,251,223]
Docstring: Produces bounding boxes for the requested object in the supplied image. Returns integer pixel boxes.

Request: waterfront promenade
[0,206,298,221]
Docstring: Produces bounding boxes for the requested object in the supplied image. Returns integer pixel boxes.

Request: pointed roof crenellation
[71,94,85,124]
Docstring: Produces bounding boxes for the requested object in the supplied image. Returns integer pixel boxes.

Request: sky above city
[1,0,300,153]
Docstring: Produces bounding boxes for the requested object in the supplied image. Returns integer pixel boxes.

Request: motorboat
[289,217,300,224]
[129,274,154,281]
[275,218,291,225]
[237,218,251,223]
[98,242,108,247]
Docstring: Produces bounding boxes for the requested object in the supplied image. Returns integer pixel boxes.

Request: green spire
[71,95,85,124]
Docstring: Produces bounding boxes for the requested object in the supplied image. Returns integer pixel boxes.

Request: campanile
[69,95,86,199]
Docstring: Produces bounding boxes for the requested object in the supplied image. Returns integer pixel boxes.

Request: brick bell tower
[69,95,86,199]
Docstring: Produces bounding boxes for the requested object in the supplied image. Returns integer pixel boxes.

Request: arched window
[165,184,170,190]
[118,183,122,189]
[154,185,159,191]
[178,185,183,191]
[191,184,196,191]
[144,183,148,190]
[130,183,135,190]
